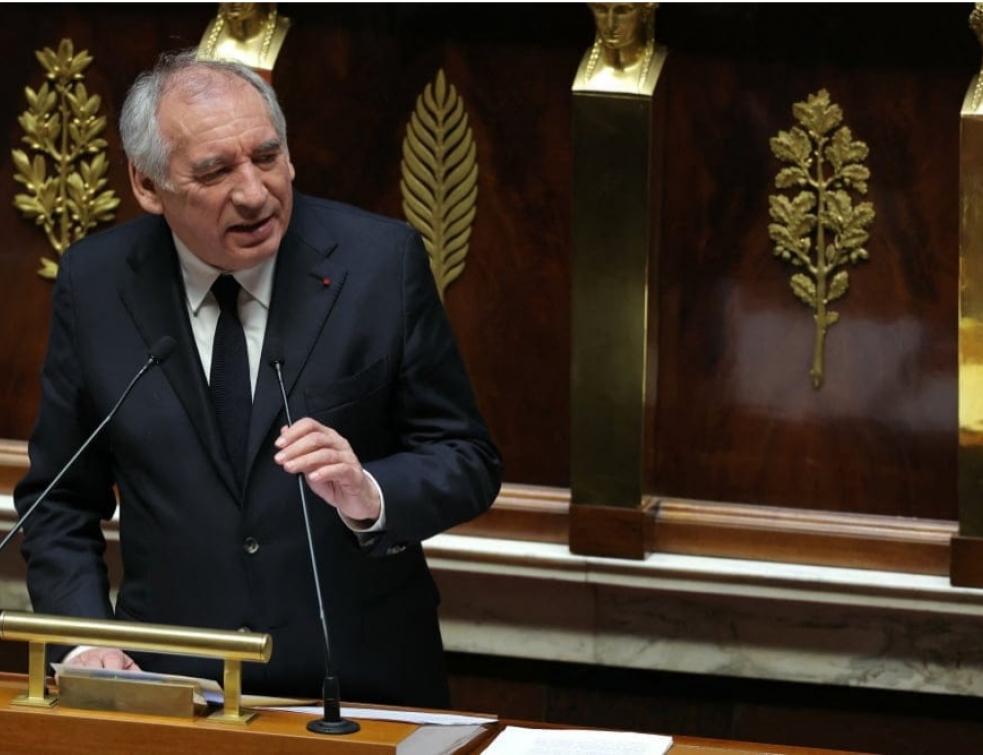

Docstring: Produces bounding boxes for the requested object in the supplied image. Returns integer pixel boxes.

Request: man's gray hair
[119,49,288,187]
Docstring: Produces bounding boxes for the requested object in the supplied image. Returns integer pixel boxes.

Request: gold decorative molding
[197,3,291,74]
[400,69,478,301]
[768,89,875,389]
[11,39,120,280]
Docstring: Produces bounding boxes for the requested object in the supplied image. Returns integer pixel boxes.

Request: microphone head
[149,336,176,365]
[265,335,285,368]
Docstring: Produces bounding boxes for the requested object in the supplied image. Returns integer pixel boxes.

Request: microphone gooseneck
[0,337,175,556]
[270,354,359,736]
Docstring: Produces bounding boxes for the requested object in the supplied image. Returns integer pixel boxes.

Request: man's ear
[128,161,165,215]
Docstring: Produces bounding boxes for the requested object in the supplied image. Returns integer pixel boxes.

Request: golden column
[569,4,667,559]
[953,4,983,586]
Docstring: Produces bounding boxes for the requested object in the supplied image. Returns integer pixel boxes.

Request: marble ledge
[423,533,983,618]
[427,534,983,698]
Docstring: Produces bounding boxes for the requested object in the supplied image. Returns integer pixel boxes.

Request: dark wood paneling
[0,3,586,488]
[0,4,974,521]
[651,4,972,519]
[447,653,983,755]
[0,4,213,439]
[275,5,586,486]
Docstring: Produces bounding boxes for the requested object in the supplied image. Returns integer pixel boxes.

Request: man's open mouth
[229,216,272,234]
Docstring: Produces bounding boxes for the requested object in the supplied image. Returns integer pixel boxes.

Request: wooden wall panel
[0,3,214,438]
[274,5,587,486]
[651,4,973,519]
[0,4,588,487]
[0,4,975,522]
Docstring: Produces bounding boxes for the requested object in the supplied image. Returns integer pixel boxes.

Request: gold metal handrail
[0,610,272,724]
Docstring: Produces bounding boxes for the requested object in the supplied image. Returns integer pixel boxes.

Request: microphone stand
[271,357,359,736]
[0,337,176,556]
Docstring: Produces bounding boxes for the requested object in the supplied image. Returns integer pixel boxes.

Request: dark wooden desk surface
[0,673,868,754]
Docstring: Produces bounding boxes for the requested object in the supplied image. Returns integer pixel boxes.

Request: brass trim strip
[0,611,271,662]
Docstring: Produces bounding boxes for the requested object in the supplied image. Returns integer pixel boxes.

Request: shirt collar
[172,232,276,314]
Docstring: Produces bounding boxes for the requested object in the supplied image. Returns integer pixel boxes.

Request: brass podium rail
[0,610,271,724]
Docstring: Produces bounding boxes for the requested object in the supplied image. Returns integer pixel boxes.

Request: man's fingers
[275,422,353,465]
[102,651,125,670]
[307,462,360,485]
[69,648,140,671]
[276,418,334,447]
[275,431,335,463]
[280,447,358,474]
[276,417,348,449]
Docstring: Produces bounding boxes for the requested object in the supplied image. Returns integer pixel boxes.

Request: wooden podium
[0,672,871,754]
[0,673,490,754]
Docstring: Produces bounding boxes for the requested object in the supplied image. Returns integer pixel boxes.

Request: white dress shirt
[171,233,385,533]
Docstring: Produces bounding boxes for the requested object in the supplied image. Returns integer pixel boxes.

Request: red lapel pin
[321,277,331,287]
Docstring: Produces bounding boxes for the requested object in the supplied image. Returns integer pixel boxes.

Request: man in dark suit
[14,51,501,707]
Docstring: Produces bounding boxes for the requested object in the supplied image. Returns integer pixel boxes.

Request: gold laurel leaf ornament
[400,69,478,301]
[768,89,875,389]
[11,38,120,279]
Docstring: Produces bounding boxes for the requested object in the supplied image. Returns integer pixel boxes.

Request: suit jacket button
[243,537,260,555]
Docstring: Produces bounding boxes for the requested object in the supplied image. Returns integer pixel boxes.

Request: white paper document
[267,704,496,726]
[482,726,673,755]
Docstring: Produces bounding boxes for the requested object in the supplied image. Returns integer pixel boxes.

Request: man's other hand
[66,647,140,670]
[274,417,382,525]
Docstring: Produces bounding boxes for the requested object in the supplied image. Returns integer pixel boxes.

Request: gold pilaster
[953,4,983,586]
[570,4,666,550]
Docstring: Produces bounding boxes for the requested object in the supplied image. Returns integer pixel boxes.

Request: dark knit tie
[210,275,251,487]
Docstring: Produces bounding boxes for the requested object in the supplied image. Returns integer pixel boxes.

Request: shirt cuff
[338,470,386,533]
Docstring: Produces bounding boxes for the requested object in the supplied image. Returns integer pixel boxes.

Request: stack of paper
[483,726,673,755]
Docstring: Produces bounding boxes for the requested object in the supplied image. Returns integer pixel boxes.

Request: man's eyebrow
[190,140,283,175]
[253,139,283,155]
[190,156,228,175]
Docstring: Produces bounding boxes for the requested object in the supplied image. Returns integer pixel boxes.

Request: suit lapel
[244,221,347,483]
[118,217,241,500]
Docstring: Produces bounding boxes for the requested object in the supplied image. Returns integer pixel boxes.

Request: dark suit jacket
[14,192,501,707]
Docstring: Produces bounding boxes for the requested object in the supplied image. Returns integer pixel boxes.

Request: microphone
[0,336,177,557]
[267,342,359,736]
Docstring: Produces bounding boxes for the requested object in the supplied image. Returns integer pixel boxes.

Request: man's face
[130,73,295,271]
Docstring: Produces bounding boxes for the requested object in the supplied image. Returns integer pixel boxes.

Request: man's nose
[230,164,268,211]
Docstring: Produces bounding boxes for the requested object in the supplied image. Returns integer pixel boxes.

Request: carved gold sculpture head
[573,2,663,95]
[971,3,983,48]
[966,4,983,113]
[220,3,269,40]
[590,3,655,60]
[198,1,291,75]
